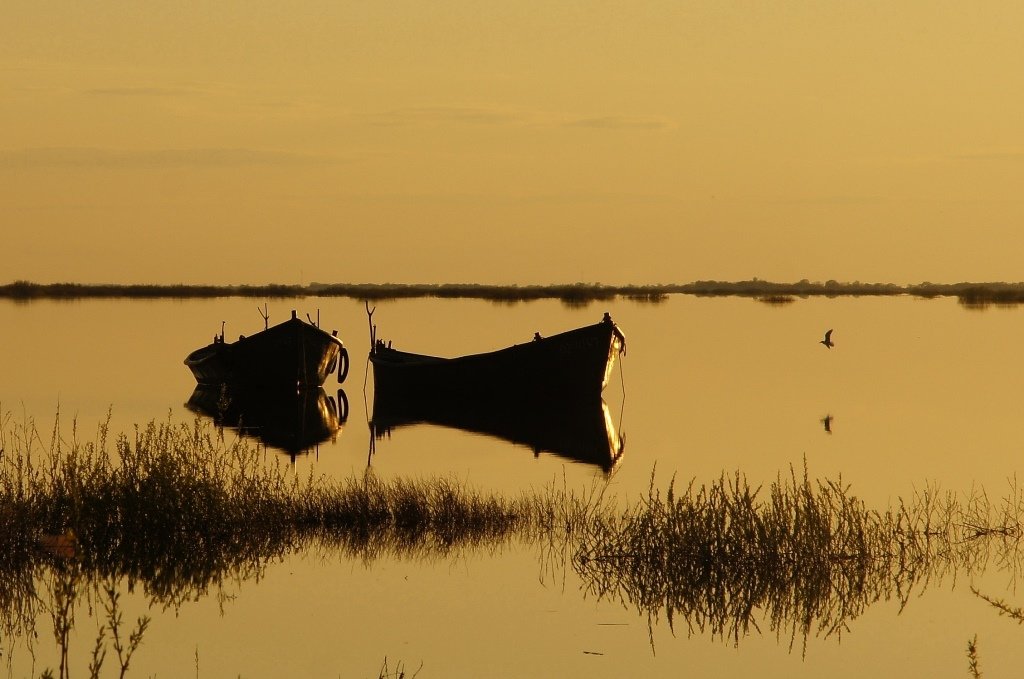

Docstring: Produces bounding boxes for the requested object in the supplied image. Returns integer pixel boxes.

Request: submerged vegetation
[9,279,1024,307]
[2,413,1024,673]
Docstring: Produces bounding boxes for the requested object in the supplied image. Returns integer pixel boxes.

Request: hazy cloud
[953,151,1024,162]
[368,106,670,131]
[84,87,199,98]
[372,106,527,127]
[0,147,341,169]
[562,115,672,130]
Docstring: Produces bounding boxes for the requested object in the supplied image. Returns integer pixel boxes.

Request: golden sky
[3,1,1024,285]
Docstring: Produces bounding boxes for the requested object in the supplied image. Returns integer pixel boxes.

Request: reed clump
[0,413,579,604]
[3,412,1024,658]
[573,468,1024,649]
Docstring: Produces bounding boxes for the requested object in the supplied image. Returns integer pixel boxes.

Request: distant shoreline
[3,280,1024,307]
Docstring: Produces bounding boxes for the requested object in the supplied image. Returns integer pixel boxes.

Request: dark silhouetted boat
[186,385,348,458]
[370,391,624,471]
[185,310,349,388]
[369,313,625,402]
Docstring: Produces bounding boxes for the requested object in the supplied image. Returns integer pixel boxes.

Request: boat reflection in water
[367,312,627,471]
[186,385,348,459]
[370,392,624,472]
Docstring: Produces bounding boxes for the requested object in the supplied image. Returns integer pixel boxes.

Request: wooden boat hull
[369,314,625,402]
[185,314,348,388]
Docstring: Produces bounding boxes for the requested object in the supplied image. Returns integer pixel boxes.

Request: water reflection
[3,411,1024,674]
[185,386,348,458]
[568,473,1024,651]
[370,392,625,471]
[4,467,1024,671]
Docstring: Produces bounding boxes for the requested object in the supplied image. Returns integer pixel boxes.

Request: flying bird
[821,414,833,434]
[820,329,834,349]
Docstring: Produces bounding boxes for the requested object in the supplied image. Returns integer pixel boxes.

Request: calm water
[4,295,1024,677]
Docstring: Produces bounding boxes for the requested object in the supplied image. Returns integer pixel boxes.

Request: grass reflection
[573,470,1024,651]
[0,412,539,607]
[2,413,1024,671]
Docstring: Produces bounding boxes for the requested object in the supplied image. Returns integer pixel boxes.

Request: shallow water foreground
[3,415,1024,678]
[5,294,1024,676]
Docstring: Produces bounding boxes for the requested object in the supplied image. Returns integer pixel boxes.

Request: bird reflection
[821,414,833,434]
[820,329,834,349]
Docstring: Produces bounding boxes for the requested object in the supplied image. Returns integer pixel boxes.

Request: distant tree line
[4,279,1024,306]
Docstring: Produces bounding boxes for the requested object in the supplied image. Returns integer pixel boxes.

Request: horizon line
[3,279,1024,306]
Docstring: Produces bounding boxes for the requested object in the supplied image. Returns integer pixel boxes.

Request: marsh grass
[967,635,982,678]
[574,468,1024,651]
[971,587,1024,624]
[37,568,149,679]
[8,278,1024,306]
[3,413,1024,671]
[0,412,564,609]
[376,657,422,679]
